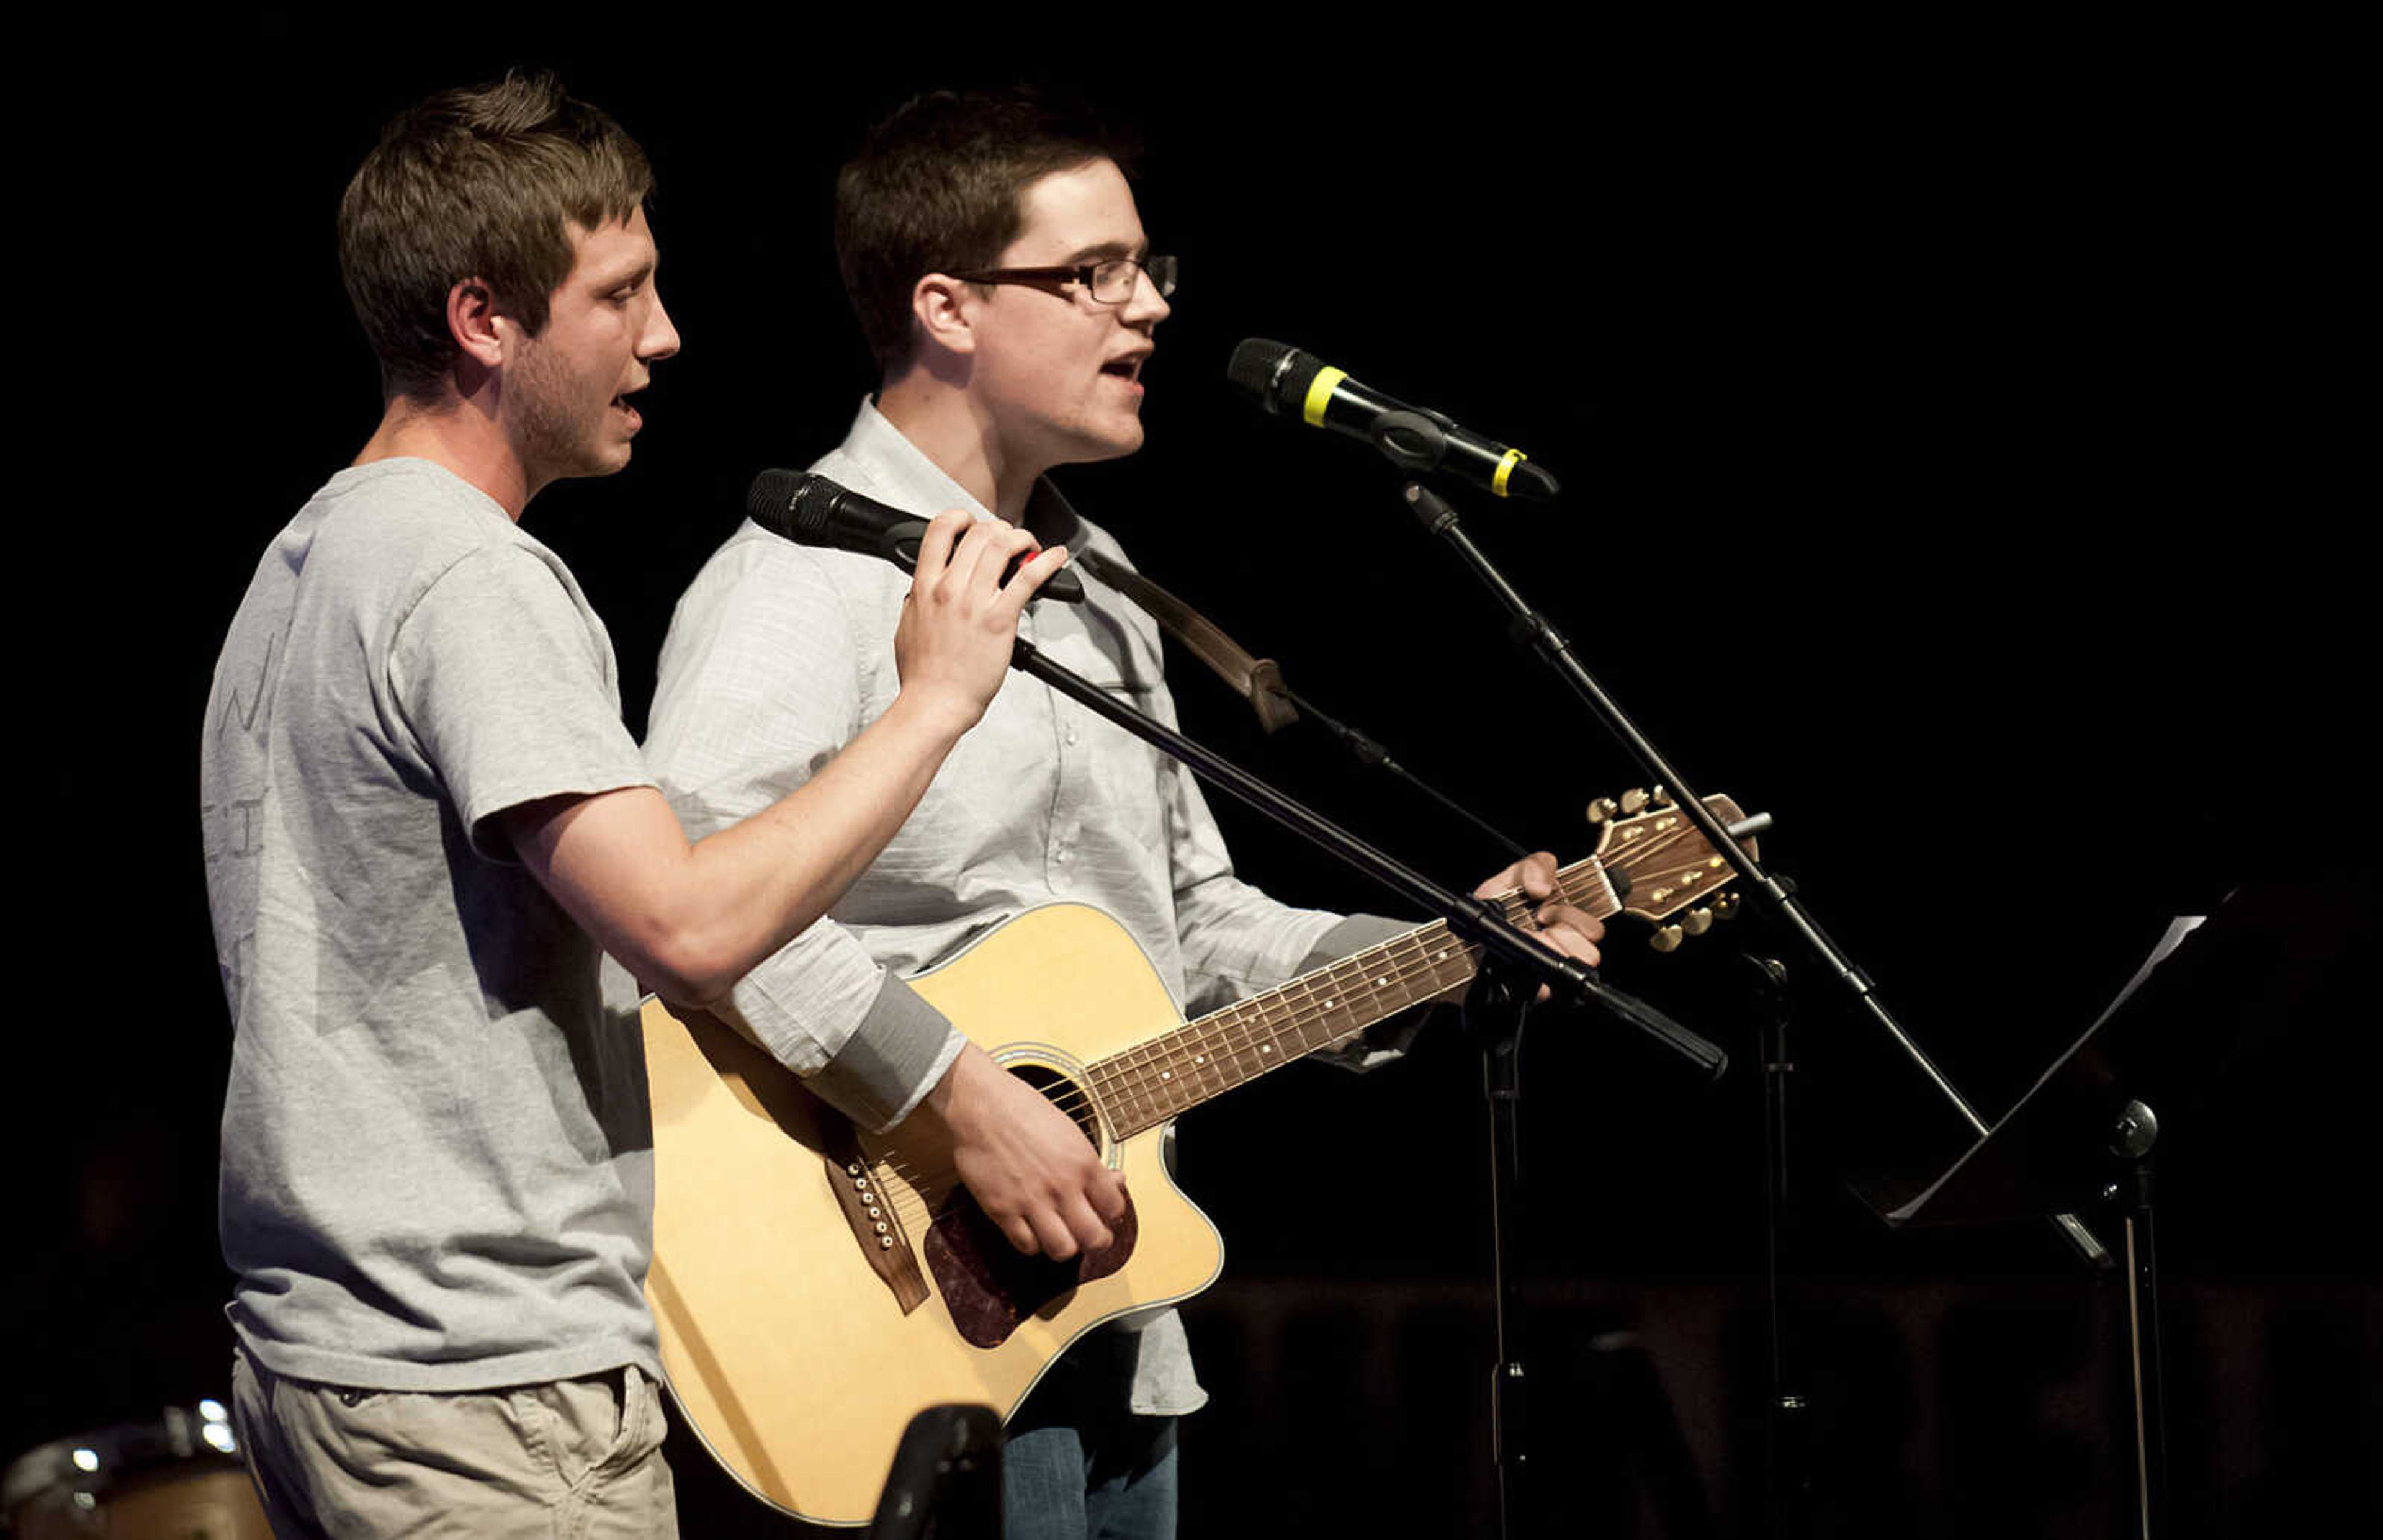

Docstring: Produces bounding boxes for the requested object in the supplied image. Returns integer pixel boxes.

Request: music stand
[1854,881,2369,1540]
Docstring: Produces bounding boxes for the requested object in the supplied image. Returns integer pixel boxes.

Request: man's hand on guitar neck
[910,1042,1128,1261]
[1477,851,1604,996]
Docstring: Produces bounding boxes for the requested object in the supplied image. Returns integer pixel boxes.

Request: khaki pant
[230,1346,677,1539]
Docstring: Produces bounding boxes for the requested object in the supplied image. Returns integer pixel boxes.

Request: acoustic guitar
[640,792,1749,1526]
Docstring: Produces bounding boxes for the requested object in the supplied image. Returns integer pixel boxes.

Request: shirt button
[1065,728,1079,746]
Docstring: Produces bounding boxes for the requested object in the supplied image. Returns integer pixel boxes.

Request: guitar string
[1045,825,1720,1135]
[881,894,1527,1149]
[859,836,1726,1207]
[1086,922,1483,1125]
[858,844,1709,1198]
[857,862,1618,1200]
[859,920,1486,1201]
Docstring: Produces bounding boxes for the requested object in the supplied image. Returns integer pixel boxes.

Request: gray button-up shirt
[642,401,1408,1412]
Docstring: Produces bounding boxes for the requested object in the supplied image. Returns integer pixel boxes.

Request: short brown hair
[835,88,1135,375]
[338,72,653,401]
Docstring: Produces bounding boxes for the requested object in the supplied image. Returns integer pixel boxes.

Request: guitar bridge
[822,1125,930,1315]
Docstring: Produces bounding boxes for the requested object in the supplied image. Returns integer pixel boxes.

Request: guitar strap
[1074,548,1301,734]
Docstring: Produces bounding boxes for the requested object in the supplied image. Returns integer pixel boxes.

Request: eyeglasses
[949,254,1178,305]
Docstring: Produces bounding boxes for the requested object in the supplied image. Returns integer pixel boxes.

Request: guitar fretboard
[1085,856,1620,1139]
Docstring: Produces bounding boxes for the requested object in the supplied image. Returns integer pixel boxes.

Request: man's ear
[447,278,508,369]
[910,273,979,359]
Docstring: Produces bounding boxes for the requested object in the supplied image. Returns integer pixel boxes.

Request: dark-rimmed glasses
[948,254,1178,305]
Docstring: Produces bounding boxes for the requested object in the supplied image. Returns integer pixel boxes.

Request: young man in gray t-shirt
[202,74,1113,1538]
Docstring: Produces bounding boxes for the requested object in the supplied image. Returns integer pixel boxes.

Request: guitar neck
[1087,857,1620,1139]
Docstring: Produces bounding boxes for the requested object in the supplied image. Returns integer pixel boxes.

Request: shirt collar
[841,397,1087,550]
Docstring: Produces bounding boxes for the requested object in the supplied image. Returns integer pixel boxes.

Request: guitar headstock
[1587,788,1757,951]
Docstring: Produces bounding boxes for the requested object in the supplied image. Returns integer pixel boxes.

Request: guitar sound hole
[1008,1063,1103,1154]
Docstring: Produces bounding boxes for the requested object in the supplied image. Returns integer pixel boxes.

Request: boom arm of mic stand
[1008,638,1726,1080]
[1274,681,1534,860]
[1402,483,2112,1267]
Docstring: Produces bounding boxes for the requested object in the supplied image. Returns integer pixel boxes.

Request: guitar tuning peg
[1620,787,1651,815]
[1650,923,1684,953]
[1713,892,1741,920]
[1651,785,1674,808]
[1682,907,1713,936]
[1586,797,1618,825]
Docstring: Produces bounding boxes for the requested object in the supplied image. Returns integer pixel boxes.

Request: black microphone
[1227,338,1559,502]
[744,470,1085,604]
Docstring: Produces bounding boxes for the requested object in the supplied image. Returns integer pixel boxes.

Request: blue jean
[1002,1333,1178,1540]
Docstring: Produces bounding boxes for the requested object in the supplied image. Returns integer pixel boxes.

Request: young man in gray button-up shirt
[643,89,1604,1539]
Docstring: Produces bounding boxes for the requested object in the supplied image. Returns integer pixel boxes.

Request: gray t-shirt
[202,458,660,1392]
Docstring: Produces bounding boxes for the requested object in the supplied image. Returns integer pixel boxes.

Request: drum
[2,1402,268,1539]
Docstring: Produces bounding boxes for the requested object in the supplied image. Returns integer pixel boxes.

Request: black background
[10,15,2374,1538]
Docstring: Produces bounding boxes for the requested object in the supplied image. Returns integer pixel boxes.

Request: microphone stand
[1470,955,1537,1540]
[1402,476,1980,1119]
[1271,681,1533,860]
[1389,465,2116,1536]
[1395,474,2110,1250]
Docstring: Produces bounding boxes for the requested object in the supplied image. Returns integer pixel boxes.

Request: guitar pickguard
[925,1191,1139,1348]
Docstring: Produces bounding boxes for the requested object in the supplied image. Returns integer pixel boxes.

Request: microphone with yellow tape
[1226,337,1560,502]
